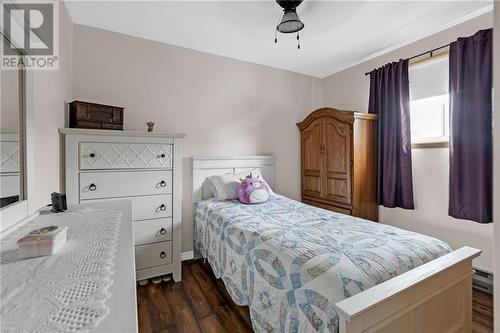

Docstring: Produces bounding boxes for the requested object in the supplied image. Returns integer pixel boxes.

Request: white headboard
[192,156,275,203]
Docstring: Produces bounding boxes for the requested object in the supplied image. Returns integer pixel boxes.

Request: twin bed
[192,156,481,333]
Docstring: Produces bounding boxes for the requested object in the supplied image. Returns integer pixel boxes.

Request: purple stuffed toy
[238,173,271,204]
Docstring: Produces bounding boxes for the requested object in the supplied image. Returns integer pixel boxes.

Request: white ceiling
[65,1,492,78]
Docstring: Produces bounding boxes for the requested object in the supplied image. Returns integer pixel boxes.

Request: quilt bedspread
[194,194,451,333]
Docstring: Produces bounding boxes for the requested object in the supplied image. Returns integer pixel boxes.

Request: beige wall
[32,2,73,208]
[1,69,20,129]
[26,5,496,273]
[323,12,494,272]
[72,24,323,253]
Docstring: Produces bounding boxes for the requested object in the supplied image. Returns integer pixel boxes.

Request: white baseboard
[181,250,194,261]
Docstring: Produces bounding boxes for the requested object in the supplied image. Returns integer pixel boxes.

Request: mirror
[0,34,24,209]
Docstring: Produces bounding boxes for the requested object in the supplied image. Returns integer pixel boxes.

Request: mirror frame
[0,24,35,233]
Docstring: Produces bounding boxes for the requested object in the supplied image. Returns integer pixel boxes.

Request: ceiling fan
[274,0,305,49]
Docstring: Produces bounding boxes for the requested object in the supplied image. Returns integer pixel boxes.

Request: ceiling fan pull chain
[275,10,284,44]
[297,32,300,49]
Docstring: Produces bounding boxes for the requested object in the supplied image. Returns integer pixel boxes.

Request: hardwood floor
[137,260,252,333]
[473,289,494,333]
[137,259,494,333]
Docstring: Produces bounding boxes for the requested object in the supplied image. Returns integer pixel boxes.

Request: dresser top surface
[59,128,186,139]
[1,199,137,333]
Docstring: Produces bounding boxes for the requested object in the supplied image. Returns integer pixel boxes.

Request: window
[410,94,449,140]
[409,54,449,147]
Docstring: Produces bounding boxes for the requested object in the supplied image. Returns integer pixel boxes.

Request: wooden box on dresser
[59,128,185,281]
[297,108,378,221]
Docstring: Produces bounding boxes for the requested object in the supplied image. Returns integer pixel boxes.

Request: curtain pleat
[369,59,415,209]
[449,28,493,223]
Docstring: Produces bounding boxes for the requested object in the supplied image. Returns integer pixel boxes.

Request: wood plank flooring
[137,259,493,333]
[473,289,494,333]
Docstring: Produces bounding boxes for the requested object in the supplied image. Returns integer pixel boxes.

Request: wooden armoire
[297,108,378,221]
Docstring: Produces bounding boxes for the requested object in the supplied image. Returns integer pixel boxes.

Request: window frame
[409,51,450,149]
[411,138,449,149]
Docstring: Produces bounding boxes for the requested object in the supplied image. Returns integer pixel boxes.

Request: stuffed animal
[238,173,272,204]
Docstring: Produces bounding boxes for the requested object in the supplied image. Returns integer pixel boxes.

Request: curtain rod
[364,43,450,76]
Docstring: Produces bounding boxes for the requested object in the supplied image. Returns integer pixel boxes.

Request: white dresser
[1,199,138,332]
[59,128,184,281]
[0,129,21,207]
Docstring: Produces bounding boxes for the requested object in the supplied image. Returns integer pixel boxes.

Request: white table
[0,199,138,333]
[85,200,138,333]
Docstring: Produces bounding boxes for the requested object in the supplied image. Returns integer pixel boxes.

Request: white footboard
[334,246,481,333]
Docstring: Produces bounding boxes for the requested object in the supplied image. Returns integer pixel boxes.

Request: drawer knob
[157,153,166,158]
[159,204,167,211]
[89,183,97,191]
[89,153,96,158]
[160,180,167,187]
[160,251,166,259]
[160,228,167,235]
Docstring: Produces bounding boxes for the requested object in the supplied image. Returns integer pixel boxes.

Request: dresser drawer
[133,218,172,245]
[0,141,20,173]
[132,194,172,221]
[0,174,20,197]
[80,142,172,170]
[79,170,172,200]
[83,194,172,221]
[135,241,172,269]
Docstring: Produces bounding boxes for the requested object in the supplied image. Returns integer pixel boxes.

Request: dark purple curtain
[369,59,415,209]
[449,29,493,223]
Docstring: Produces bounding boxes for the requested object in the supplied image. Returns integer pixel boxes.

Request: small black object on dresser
[51,192,67,212]
[69,101,124,130]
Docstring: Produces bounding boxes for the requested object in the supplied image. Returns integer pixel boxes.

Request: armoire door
[324,117,352,205]
[301,118,323,199]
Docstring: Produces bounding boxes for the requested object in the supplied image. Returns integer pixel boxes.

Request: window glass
[409,55,449,143]
[410,94,449,140]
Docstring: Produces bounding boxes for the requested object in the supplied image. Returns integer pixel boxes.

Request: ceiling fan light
[277,9,304,33]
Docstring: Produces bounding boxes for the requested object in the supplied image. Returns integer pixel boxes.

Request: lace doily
[0,207,122,333]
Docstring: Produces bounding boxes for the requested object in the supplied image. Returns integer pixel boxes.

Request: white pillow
[206,168,272,200]
[201,178,216,200]
[207,172,241,200]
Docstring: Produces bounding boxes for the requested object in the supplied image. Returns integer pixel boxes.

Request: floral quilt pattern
[195,194,451,333]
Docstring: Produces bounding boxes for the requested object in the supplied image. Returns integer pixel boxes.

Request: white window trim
[409,52,450,149]
[412,136,449,149]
